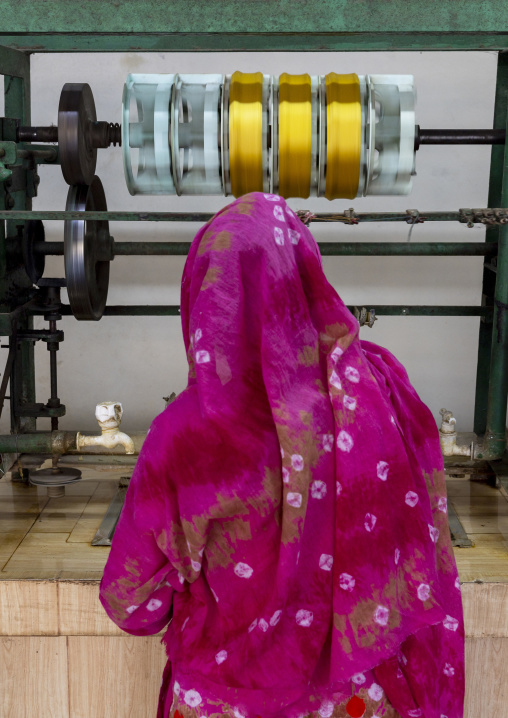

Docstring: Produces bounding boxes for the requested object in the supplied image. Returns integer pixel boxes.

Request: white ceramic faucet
[76,401,135,454]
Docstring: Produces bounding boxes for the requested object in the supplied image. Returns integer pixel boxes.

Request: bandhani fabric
[100,192,464,718]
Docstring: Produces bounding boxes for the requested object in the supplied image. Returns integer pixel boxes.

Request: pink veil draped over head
[100,192,464,718]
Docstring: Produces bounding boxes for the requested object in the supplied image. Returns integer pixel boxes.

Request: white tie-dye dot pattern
[331,346,343,362]
[368,684,384,701]
[258,618,269,632]
[178,573,185,584]
[126,605,138,614]
[330,370,342,390]
[196,350,210,364]
[455,576,461,590]
[174,681,181,695]
[322,434,334,452]
[376,461,389,481]
[191,559,201,572]
[291,454,304,471]
[339,573,355,591]
[234,562,253,579]
[428,524,440,543]
[337,431,353,452]
[270,610,282,626]
[274,227,284,245]
[311,480,327,499]
[318,700,334,718]
[438,497,448,513]
[184,689,202,708]
[374,605,389,626]
[211,588,219,603]
[443,615,459,631]
[181,617,189,632]
[282,467,290,483]
[364,513,377,532]
[280,446,285,458]
[345,366,360,383]
[399,651,408,666]
[215,650,228,664]
[408,711,423,717]
[147,598,162,612]
[319,554,333,571]
[352,673,366,685]
[295,609,313,627]
[343,395,357,410]
[405,491,419,507]
[288,229,300,244]
[394,548,400,565]
[417,583,430,601]
[248,619,258,633]
[287,492,302,508]
[443,663,455,677]
[195,328,202,342]
[336,481,343,497]
[273,205,286,222]
[264,194,279,201]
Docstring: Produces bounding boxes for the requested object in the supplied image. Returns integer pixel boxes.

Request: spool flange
[64,176,111,321]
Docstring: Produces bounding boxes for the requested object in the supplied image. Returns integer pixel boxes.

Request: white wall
[2,51,499,432]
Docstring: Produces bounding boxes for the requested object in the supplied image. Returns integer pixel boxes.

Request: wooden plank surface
[0,636,69,717]
[0,581,58,636]
[67,636,166,718]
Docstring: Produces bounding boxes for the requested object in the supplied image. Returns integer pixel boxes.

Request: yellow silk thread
[278,73,312,199]
[325,73,361,200]
[229,71,264,197]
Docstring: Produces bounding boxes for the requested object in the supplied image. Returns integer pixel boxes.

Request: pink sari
[100,192,464,718]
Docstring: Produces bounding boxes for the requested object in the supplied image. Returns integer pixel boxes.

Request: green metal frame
[1,0,508,459]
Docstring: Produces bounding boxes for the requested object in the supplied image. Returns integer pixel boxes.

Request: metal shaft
[415,127,506,149]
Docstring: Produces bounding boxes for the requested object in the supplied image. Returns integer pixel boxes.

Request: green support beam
[474,52,508,435]
[0,0,506,35]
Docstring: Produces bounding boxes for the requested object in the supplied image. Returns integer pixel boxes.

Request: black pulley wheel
[58,83,98,185]
[22,219,45,284]
[64,176,111,321]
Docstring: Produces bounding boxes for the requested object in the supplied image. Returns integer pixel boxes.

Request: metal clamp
[353,306,377,328]
[459,208,508,227]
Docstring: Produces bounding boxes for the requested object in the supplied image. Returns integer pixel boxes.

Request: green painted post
[474,52,508,435]
[483,54,508,458]
[0,46,36,433]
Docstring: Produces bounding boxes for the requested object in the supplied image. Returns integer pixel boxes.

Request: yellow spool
[229,71,264,197]
[278,73,312,199]
[325,73,362,200]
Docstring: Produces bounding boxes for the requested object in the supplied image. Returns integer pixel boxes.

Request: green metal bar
[1,33,508,53]
[35,241,498,257]
[0,0,506,34]
[474,53,508,434]
[0,210,504,223]
[0,431,76,454]
[47,304,490,318]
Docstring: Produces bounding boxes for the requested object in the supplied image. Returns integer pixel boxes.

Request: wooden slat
[0,581,59,636]
[59,581,125,636]
[67,636,166,718]
[461,583,508,637]
[465,638,508,717]
[0,636,69,717]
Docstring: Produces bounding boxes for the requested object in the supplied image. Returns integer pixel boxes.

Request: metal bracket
[0,141,16,181]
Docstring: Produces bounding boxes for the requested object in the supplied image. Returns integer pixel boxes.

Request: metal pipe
[0,431,77,454]
[32,241,498,257]
[17,126,58,143]
[0,210,506,223]
[42,304,491,318]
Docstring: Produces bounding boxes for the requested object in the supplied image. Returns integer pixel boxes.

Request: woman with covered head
[100,192,464,718]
